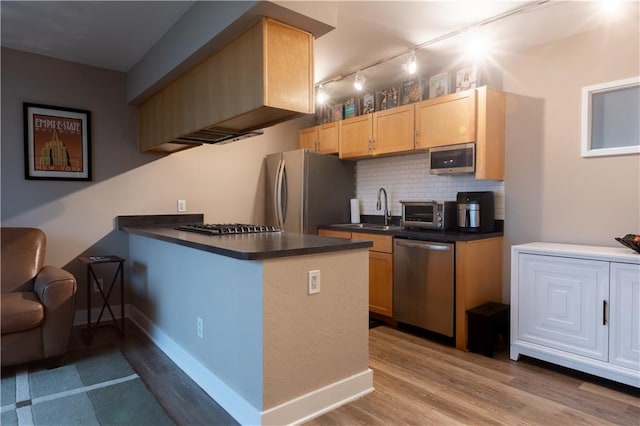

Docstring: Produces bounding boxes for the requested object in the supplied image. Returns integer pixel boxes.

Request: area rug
[1,347,173,425]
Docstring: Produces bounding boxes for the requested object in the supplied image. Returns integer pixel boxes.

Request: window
[581,76,640,157]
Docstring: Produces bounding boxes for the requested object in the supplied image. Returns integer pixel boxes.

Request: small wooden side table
[78,255,126,343]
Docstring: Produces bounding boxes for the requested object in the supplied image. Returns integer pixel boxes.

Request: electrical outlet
[177,199,186,212]
[93,278,104,293]
[308,270,320,295]
[197,317,203,339]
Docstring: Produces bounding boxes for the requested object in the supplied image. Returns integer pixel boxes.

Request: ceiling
[2,1,638,103]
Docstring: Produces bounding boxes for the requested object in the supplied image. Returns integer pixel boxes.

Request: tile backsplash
[355,152,505,219]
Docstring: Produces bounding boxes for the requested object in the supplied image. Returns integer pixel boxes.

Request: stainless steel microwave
[429,142,475,175]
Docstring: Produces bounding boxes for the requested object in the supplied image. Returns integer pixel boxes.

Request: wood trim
[317,229,351,239]
[455,237,504,350]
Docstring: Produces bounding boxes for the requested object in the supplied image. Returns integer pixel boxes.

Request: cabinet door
[518,254,609,361]
[372,104,415,155]
[414,89,476,149]
[298,126,317,151]
[351,233,393,317]
[317,121,339,154]
[609,262,640,370]
[368,251,393,317]
[339,115,372,159]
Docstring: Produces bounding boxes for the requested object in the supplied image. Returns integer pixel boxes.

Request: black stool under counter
[78,255,126,344]
[467,302,510,357]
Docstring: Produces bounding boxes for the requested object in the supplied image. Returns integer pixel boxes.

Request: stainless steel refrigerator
[265,149,354,234]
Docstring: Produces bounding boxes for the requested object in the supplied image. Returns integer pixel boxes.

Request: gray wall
[1,47,301,312]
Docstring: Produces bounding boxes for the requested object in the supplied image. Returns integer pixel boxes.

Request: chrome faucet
[376,187,391,226]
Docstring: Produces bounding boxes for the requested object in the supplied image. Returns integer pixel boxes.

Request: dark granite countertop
[320,223,503,243]
[117,215,372,261]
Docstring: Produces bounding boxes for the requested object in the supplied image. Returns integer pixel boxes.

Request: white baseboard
[126,305,374,425]
[264,369,373,425]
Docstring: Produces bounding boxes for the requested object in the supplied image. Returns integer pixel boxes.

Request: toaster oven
[400,200,457,230]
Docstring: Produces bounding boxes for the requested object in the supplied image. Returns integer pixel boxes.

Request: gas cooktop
[175,223,280,236]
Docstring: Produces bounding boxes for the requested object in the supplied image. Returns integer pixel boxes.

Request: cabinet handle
[602,300,607,325]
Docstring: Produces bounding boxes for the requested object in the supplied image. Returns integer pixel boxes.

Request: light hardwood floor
[308,326,639,425]
[13,321,636,425]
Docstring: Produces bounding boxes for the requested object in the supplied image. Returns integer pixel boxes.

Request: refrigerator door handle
[274,159,285,229]
[281,160,288,225]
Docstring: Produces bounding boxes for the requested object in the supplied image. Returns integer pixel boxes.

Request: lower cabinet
[511,243,640,387]
[318,229,393,316]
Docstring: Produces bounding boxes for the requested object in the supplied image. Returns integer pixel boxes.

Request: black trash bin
[467,302,510,357]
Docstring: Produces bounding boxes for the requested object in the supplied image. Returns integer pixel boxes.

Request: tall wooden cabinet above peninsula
[138,17,314,153]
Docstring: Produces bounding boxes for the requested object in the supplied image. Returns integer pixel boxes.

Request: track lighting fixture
[407,50,417,74]
[354,70,366,91]
[316,84,329,104]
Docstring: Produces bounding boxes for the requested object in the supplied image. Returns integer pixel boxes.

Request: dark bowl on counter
[614,234,640,253]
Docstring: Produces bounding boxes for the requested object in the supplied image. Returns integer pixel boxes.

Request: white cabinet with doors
[511,242,639,387]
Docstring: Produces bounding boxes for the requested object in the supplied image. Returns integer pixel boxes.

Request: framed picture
[343,98,357,119]
[456,67,478,92]
[376,86,399,110]
[429,73,449,99]
[24,103,91,181]
[362,92,375,114]
[401,79,423,104]
[331,103,343,122]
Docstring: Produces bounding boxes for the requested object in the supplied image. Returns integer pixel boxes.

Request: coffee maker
[456,191,495,233]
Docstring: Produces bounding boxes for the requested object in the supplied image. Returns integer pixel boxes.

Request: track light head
[354,71,366,91]
[407,50,417,74]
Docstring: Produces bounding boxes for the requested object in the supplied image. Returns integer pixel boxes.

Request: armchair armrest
[34,266,77,358]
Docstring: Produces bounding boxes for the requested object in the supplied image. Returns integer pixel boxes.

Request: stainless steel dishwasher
[393,239,455,337]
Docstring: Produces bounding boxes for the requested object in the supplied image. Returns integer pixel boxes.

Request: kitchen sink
[331,223,404,232]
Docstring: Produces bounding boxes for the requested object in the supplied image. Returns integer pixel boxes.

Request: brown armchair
[1,227,77,367]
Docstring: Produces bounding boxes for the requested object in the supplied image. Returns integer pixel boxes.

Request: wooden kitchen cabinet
[455,237,503,351]
[339,114,372,159]
[415,86,505,180]
[298,126,317,151]
[351,232,393,317]
[339,104,414,159]
[138,17,314,153]
[318,229,393,317]
[298,121,339,154]
[415,89,476,150]
[475,86,506,180]
[372,104,415,156]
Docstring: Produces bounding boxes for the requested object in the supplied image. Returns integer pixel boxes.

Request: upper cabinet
[372,104,415,156]
[338,114,372,158]
[474,86,506,180]
[415,90,476,149]
[300,86,505,180]
[138,17,314,153]
[415,86,505,179]
[298,121,339,154]
[339,104,414,159]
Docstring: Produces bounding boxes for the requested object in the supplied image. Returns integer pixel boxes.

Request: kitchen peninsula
[117,215,373,425]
